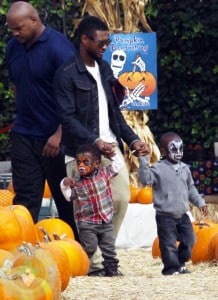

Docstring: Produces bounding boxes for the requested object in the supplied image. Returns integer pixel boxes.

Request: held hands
[63,177,75,188]
[94,139,116,159]
[132,140,150,157]
[199,205,208,218]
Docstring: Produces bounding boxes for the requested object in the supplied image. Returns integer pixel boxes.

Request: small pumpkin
[137,185,153,204]
[129,185,141,203]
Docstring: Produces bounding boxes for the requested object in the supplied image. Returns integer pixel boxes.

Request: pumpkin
[37,232,71,292]
[152,237,180,259]
[9,205,37,245]
[53,234,89,276]
[0,267,53,300]
[43,180,52,199]
[207,233,218,262]
[13,242,61,300]
[35,218,75,241]
[0,189,14,206]
[137,185,153,204]
[129,185,141,203]
[192,220,215,234]
[118,71,157,96]
[0,249,14,267]
[7,179,15,194]
[191,223,218,264]
[0,206,23,250]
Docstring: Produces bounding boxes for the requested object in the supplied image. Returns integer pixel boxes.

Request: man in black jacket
[54,16,149,276]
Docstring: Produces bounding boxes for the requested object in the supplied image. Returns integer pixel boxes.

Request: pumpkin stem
[38,226,52,242]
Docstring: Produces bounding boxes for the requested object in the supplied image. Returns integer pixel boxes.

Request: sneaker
[106,269,123,277]
[88,269,106,277]
[179,266,191,274]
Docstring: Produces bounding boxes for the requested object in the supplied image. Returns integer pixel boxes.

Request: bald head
[7,1,39,20]
[6,1,44,47]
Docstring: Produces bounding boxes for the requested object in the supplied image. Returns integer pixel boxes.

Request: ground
[62,248,218,300]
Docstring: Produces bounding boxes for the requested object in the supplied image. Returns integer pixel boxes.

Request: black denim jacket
[54,53,139,156]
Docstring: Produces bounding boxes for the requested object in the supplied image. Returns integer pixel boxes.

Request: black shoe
[88,269,106,277]
[106,269,123,277]
[179,266,191,274]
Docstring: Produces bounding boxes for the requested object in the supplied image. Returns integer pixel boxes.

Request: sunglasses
[85,34,111,47]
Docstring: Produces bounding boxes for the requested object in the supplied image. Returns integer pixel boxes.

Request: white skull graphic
[111,50,126,78]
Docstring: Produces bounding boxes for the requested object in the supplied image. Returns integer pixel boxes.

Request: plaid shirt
[61,153,122,224]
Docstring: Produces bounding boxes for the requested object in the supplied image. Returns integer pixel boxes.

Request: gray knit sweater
[138,157,206,218]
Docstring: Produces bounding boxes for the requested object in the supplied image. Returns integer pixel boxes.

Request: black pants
[156,213,195,275]
[11,132,80,242]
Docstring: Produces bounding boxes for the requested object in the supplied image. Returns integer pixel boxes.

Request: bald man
[6,2,79,241]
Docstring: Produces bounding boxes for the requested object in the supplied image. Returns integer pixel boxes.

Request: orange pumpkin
[118,71,157,96]
[9,205,37,245]
[191,223,218,264]
[43,180,52,199]
[207,233,218,262]
[129,185,141,203]
[53,234,89,276]
[0,206,23,250]
[7,180,15,194]
[137,185,153,204]
[0,249,14,267]
[0,189,14,206]
[38,240,71,292]
[13,242,61,299]
[0,268,53,300]
[35,218,75,241]
[152,237,180,259]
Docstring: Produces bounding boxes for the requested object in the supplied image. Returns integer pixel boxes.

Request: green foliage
[147,0,218,150]
[0,0,217,160]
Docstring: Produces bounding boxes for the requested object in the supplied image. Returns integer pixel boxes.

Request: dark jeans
[156,213,196,275]
[78,221,118,266]
[11,132,80,242]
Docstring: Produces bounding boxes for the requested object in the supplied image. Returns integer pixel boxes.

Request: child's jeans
[156,213,196,275]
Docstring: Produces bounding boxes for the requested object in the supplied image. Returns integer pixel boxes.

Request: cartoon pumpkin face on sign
[118,71,157,97]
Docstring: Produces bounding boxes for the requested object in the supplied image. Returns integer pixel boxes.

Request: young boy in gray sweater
[138,132,208,275]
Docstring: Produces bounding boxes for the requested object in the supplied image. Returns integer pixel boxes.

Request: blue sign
[103,32,157,110]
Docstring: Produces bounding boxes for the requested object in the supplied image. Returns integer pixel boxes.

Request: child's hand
[199,205,208,218]
[63,177,75,187]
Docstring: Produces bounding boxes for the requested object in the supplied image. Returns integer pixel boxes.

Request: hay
[191,203,218,224]
[62,248,218,300]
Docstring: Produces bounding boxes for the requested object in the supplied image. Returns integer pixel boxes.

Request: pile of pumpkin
[0,189,89,300]
[129,184,153,204]
[152,219,218,264]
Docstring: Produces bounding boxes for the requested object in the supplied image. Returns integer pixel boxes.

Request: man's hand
[132,141,150,157]
[94,139,116,158]
[42,135,60,157]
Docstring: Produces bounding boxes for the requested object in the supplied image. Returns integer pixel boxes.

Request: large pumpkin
[13,242,61,300]
[35,218,75,241]
[207,233,218,262]
[118,71,157,96]
[0,268,53,300]
[191,223,218,264]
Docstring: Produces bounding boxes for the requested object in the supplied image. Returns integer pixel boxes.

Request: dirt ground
[62,247,218,300]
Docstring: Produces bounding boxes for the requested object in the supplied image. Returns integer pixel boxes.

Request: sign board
[103,32,157,110]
